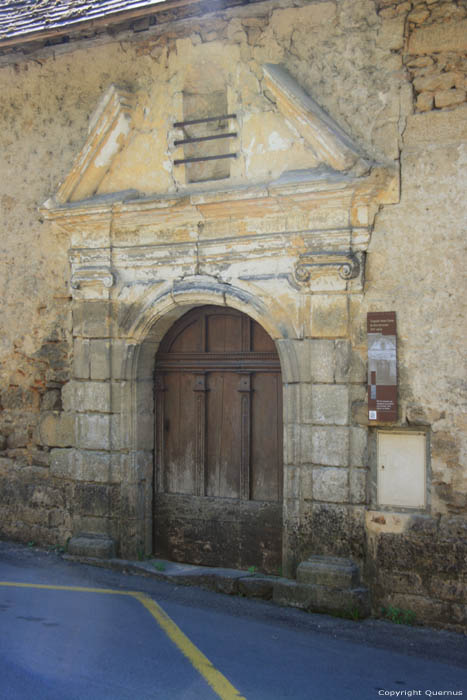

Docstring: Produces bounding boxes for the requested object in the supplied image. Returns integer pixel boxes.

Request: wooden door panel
[170,318,203,352]
[206,313,243,352]
[251,372,282,502]
[163,372,197,494]
[206,372,241,498]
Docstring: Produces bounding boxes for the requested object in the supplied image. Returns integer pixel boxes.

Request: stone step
[297,554,361,589]
[67,533,116,559]
[273,579,370,619]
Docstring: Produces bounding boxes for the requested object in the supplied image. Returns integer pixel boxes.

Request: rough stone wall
[0,0,465,629]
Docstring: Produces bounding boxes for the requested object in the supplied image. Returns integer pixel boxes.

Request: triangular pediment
[47,63,385,209]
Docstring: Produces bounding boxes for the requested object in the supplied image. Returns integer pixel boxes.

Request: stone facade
[0,0,466,631]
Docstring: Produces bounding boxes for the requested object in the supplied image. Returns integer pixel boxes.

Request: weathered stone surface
[311,385,349,426]
[73,339,91,379]
[62,381,111,413]
[349,469,367,504]
[310,296,348,338]
[273,579,370,617]
[434,88,466,109]
[77,414,111,450]
[73,302,111,339]
[74,483,119,517]
[39,412,75,448]
[408,19,467,54]
[309,340,335,383]
[51,448,122,483]
[90,340,111,380]
[313,467,349,503]
[297,555,359,588]
[349,427,367,467]
[67,533,116,558]
[238,576,274,600]
[404,103,467,145]
[310,426,349,467]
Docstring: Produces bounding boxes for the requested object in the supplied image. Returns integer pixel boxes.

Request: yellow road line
[0,581,246,700]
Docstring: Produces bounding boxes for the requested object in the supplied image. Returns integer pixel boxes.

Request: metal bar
[174,114,237,127]
[174,153,237,166]
[174,132,237,146]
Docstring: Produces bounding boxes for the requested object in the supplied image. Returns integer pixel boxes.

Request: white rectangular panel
[377,432,426,508]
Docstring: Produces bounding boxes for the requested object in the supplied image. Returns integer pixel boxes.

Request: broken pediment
[45,62,393,210]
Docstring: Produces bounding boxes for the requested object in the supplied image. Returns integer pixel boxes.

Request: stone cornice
[41,164,398,234]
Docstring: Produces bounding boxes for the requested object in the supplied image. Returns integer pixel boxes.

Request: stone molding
[54,85,136,205]
[263,64,368,174]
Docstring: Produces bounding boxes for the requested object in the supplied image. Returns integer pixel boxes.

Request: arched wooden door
[154,305,283,573]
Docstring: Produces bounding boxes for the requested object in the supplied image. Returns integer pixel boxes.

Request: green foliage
[27,541,36,548]
[381,605,416,626]
[48,544,65,554]
[153,561,166,572]
[331,606,363,622]
[247,566,258,574]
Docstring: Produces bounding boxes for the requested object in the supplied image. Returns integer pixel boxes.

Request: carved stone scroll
[294,251,361,284]
[71,267,115,289]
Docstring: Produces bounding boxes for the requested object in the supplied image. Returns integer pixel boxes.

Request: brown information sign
[367,311,397,422]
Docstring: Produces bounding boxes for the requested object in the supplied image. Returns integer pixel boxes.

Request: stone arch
[116,275,301,569]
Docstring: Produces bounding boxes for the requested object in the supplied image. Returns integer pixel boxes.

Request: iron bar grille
[173,114,238,169]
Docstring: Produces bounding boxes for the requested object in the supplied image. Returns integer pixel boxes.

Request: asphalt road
[0,541,466,700]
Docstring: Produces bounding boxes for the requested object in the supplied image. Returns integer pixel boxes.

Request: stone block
[429,577,467,603]
[311,385,349,425]
[62,381,111,413]
[90,340,111,380]
[110,340,127,380]
[273,579,370,617]
[77,451,122,483]
[41,389,62,411]
[309,339,335,383]
[313,467,349,503]
[39,412,76,448]
[284,423,300,466]
[416,92,433,113]
[77,414,110,450]
[414,72,457,93]
[334,340,350,382]
[301,466,313,501]
[404,103,467,146]
[297,555,359,588]
[67,533,116,559]
[284,465,300,500]
[311,295,348,338]
[238,577,274,600]
[439,516,467,540]
[300,424,313,464]
[311,426,349,466]
[350,469,367,504]
[74,483,119,517]
[73,339,90,379]
[434,89,466,109]
[72,301,110,338]
[408,19,467,54]
[350,427,368,467]
[283,383,301,425]
[276,339,312,383]
[50,448,76,478]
